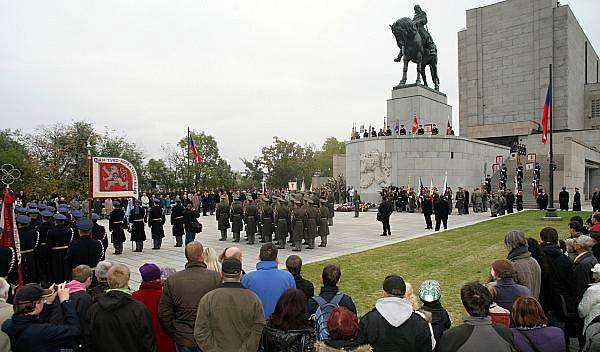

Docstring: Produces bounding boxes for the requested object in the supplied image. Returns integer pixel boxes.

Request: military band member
[16,215,39,284]
[245,198,258,245]
[148,199,166,250]
[318,199,330,247]
[274,197,289,249]
[216,195,230,241]
[109,200,127,254]
[305,199,318,250]
[291,199,306,252]
[171,199,185,247]
[91,213,107,260]
[230,197,243,243]
[261,197,274,243]
[46,213,73,283]
[36,210,54,285]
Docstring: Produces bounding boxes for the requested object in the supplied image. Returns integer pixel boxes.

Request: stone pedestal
[387,84,452,131]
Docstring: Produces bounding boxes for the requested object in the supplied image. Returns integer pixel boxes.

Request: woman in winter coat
[260,288,316,352]
[578,264,600,344]
[510,296,565,352]
[317,307,372,351]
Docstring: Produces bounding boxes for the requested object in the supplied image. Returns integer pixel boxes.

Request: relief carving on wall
[360,151,391,189]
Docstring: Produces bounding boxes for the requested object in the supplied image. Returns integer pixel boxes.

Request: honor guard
[46,213,74,283]
[216,195,230,241]
[399,125,407,135]
[70,210,83,241]
[130,199,147,252]
[0,227,18,285]
[109,200,127,255]
[57,206,71,227]
[26,208,41,231]
[36,210,54,285]
[260,197,274,243]
[274,197,289,249]
[244,198,258,245]
[318,199,330,247]
[91,213,107,260]
[170,199,185,247]
[230,197,243,243]
[16,215,39,284]
[290,199,306,252]
[148,198,166,250]
[305,199,318,250]
[66,219,103,282]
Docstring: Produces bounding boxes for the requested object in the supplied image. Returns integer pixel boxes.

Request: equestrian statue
[390,5,440,90]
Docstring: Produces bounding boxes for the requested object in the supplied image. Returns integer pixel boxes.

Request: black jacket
[308,286,357,316]
[259,325,316,352]
[421,301,451,344]
[572,251,598,304]
[434,199,449,220]
[2,301,80,352]
[539,243,572,314]
[422,198,433,216]
[83,290,156,352]
[378,200,393,218]
[293,274,315,303]
[66,236,103,270]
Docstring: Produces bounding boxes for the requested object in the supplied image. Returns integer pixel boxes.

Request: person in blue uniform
[46,213,73,283]
[65,219,103,275]
[170,199,185,247]
[0,227,18,285]
[16,215,39,284]
[91,213,107,260]
[147,199,165,250]
[36,210,54,285]
[129,199,147,252]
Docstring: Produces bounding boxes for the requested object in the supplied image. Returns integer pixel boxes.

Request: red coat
[133,281,176,352]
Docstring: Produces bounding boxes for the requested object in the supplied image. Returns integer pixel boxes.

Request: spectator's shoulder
[438,324,474,352]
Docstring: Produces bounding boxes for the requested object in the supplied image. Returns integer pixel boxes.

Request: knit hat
[491,259,514,278]
[222,258,242,277]
[419,280,441,303]
[139,263,161,282]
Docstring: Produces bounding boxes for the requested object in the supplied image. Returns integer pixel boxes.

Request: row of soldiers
[2,202,106,286]
[214,193,334,251]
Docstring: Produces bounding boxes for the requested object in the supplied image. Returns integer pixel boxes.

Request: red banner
[91,157,139,199]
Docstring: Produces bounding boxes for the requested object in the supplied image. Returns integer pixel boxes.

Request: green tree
[260,137,317,188]
[315,137,345,177]
[0,129,39,194]
[97,130,145,187]
[144,158,176,190]
[240,157,264,189]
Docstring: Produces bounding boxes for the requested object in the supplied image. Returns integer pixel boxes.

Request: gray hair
[95,260,114,281]
[504,230,528,252]
[575,235,595,251]
[0,278,9,300]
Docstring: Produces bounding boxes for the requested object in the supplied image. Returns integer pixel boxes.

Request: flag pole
[548,63,554,209]
[187,128,191,195]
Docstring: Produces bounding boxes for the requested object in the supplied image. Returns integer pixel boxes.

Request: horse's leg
[431,63,440,90]
[400,58,408,85]
[415,60,422,84]
[421,63,428,87]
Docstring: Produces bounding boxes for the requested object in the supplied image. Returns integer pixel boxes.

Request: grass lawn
[302,210,593,323]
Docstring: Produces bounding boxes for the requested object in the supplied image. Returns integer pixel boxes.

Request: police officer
[170,199,185,247]
[47,213,74,283]
[318,199,330,247]
[91,213,107,260]
[66,219,103,280]
[244,198,258,245]
[274,197,289,249]
[129,199,146,252]
[290,199,306,252]
[230,197,243,243]
[148,199,165,250]
[215,195,230,241]
[16,215,39,284]
[109,200,127,255]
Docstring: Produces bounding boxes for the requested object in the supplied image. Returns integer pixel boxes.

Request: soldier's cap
[221,258,242,277]
[16,215,31,224]
[91,213,101,220]
[46,206,56,213]
[15,283,52,304]
[71,204,80,210]
[58,206,68,213]
[53,213,67,221]
[37,204,47,211]
[306,199,314,204]
[40,210,53,218]
[76,219,94,232]
[71,210,83,218]
[26,208,39,215]
[319,198,327,203]
[15,207,27,213]
[27,202,37,209]
[112,200,121,207]
[575,187,580,191]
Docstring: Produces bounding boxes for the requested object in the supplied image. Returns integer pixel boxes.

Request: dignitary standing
[422,195,433,230]
[378,196,393,236]
[148,199,166,250]
[434,196,450,231]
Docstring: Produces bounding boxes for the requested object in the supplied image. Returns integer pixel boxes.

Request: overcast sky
[1,0,599,170]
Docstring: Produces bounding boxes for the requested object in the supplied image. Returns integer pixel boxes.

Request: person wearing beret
[16,215,39,284]
[260,197,274,244]
[46,214,74,284]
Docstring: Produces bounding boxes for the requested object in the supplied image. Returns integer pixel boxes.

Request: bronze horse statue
[390,17,439,90]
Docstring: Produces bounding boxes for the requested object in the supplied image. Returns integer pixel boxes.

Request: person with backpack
[579,263,600,351]
[308,265,357,341]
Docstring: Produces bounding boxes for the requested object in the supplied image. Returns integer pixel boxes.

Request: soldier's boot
[292,240,302,252]
[266,233,272,243]
[308,238,315,249]
[134,241,143,252]
[328,218,333,226]
[247,233,255,245]
[233,232,240,242]
[219,230,227,241]
[277,237,286,249]
[175,236,183,247]
[114,243,123,255]
[259,233,266,243]
[319,236,327,247]
[153,238,161,250]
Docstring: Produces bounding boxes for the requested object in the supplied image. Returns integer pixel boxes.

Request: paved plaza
[101,210,492,286]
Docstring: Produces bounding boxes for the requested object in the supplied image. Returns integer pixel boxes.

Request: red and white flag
[541,82,551,144]
[0,189,23,287]
[411,116,419,134]
[91,157,139,199]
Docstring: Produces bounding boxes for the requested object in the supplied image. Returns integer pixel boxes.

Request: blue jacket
[2,300,80,352]
[494,278,530,312]
[241,261,296,319]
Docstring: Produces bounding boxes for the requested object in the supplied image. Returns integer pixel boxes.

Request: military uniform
[216,199,230,241]
[291,201,306,252]
[0,246,17,285]
[170,202,185,246]
[261,200,274,243]
[274,199,289,249]
[327,193,335,226]
[353,192,361,217]
[66,235,103,271]
[47,217,74,283]
[109,205,128,254]
[230,201,243,242]
[318,200,330,247]
[91,215,108,260]
[36,213,54,285]
[130,204,147,252]
[148,204,165,249]
[305,201,318,249]
[17,218,39,284]
[244,201,258,245]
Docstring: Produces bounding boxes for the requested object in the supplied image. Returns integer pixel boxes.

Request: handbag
[376,212,384,221]
[190,221,203,233]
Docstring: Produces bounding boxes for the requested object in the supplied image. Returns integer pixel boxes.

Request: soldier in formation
[170,199,185,247]
[129,199,147,252]
[147,198,166,250]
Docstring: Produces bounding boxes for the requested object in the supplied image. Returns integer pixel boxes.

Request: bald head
[224,247,243,261]
[185,242,204,262]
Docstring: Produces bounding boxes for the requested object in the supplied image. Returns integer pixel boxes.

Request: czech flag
[188,135,203,166]
[411,115,419,134]
[541,82,551,144]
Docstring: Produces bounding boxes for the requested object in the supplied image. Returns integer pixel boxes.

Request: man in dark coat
[83,264,156,352]
[170,199,185,247]
[36,210,54,285]
[538,228,573,318]
[91,213,107,261]
[308,264,356,316]
[505,190,515,214]
[147,199,165,250]
[558,187,569,211]
[571,235,598,305]
[215,196,230,241]
[434,196,450,231]
[422,195,433,230]
[285,255,314,302]
[537,190,549,210]
[47,214,73,283]
[274,197,289,249]
[244,198,259,245]
[201,192,209,216]
[65,219,103,274]
[230,198,243,243]
[109,200,127,255]
[593,188,600,212]
[129,199,147,252]
[183,203,200,245]
[261,197,274,243]
[463,188,470,214]
[378,196,393,236]
[572,187,581,211]
[16,215,38,284]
